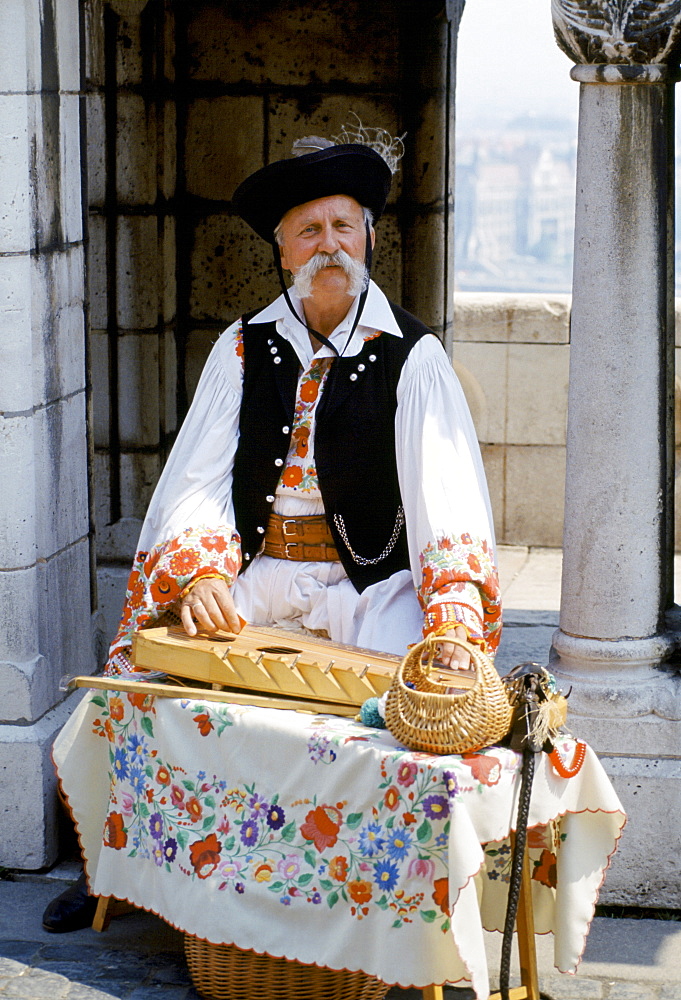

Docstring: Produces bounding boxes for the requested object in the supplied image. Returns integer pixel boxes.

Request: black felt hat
[231,144,392,243]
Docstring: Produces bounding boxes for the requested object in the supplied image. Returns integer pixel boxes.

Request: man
[43,124,501,932]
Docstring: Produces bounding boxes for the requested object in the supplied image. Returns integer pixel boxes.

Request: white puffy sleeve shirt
[106,282,501,673]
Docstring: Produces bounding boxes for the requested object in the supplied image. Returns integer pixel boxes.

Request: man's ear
[370,227,376,251]
[278,241,290,272]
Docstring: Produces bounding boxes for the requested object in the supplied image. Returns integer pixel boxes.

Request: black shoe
[42,872,98,933]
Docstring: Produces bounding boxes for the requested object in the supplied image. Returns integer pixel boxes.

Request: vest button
[273,356,282,364]
[266,495,275,503]
[267,339,273,345]
[369,354,376,362]
[282,426,290,434]
[357,364,365,371]
[270,347,278,355]
[244,553,251,560]
[275,458,284,467]
[350,373,358,381]
[257,526,265,534]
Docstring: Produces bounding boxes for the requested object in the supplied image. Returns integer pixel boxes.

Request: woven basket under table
[184,935,390,1000]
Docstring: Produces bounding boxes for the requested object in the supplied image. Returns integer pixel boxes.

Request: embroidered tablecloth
[53,688,625,999]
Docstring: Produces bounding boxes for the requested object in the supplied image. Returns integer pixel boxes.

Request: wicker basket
[384,635,513,755]
[184,935,390,1000]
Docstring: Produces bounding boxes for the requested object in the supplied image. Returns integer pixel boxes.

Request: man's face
[278,195,374,298]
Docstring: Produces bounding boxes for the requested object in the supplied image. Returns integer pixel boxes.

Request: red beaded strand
[549,740,587,778]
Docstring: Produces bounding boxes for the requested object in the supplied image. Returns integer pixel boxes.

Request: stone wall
[454,292,681,554]
[0,0,97,868]
[89,0,462,646]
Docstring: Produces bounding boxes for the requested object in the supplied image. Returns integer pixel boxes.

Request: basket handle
[416,634,481,679]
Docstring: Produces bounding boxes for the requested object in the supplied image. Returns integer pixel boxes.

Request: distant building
[455,117,576,293]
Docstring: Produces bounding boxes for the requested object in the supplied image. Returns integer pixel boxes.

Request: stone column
[549,2,681,906]
[0,0,98,867]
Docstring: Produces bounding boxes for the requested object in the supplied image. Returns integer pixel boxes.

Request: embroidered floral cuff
[419,534,502,653]
[423,600,485,647]
[106,525,241,676]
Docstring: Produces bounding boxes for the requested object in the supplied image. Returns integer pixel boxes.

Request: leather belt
[263,512,340,562]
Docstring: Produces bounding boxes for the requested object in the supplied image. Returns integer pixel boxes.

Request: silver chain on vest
[333,507,405,566]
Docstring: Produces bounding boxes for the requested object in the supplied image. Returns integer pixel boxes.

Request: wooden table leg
[91,895,137,932]
[487,835,540,1000]
[515,845,540,1000]
[422,986,444,1000]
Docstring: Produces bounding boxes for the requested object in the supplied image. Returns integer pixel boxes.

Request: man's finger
[180,603,198,637]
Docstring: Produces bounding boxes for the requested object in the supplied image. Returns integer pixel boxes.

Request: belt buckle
[282,519,298,538]
[285,541,300,559]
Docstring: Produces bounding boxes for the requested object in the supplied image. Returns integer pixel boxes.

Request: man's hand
[433,625,472,671]
[179,578,243,637]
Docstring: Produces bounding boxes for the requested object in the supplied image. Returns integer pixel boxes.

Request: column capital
[552,0,681,66]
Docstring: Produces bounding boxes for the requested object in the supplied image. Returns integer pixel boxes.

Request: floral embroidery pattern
[277,331,384,498]
[92,690,523,932]
[419,534,502,653]
[278,358,333,498]
[106,525,241,675]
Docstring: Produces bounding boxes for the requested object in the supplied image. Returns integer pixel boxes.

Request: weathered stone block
[32,246,86,407]
[55,0,81,94]
[116,215,159,329]
[162,215,176,324]
[0,254,33,411]
[0,541,95,723]
[84,0,105,89]
[0,564,40,664]
[86,93,106,208]
[28,93,83,251]
[97,564,131,649]
[0,697,79,868]
[453,358,489,440]
[454,292,571,344]
[401,210,447,331]
[186,1,399,89]
[185,328,222,403]
[598,755,681,908]
[117,92,156,206]
[371,212,401,304]
[90,329,109,448]
[190,213,279,322]
[120,451,162,519]
[160,100,177,201]
[452,342,507,445]
[162,325,177,436]
[506,343,569,446]
[96,515,143,565]
[185,96,263,201]
[504,445,566,548]
[87,213,108,329]
[0,412,37,568]
[58,93,84,246]
[93,450,111,537]
[117,332,160,448]
[113,2,146,87]
[34,392,90,556]
[0,0,39,93]
[479,443,505,541]
[402,94,448,208]
[267,95,401,205]
[0,94,31,253]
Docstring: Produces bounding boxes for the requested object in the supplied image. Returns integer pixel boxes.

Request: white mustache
[293,249,368,299]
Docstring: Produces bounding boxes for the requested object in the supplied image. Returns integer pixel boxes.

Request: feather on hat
[232,119,402,243]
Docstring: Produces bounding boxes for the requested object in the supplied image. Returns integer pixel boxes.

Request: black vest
[232,301,435,592]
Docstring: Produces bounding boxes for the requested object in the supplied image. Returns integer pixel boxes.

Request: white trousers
[231,555,423,657]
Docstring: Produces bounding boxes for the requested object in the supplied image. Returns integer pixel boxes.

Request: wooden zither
[130,624,407,712]
[69,625,477,717]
